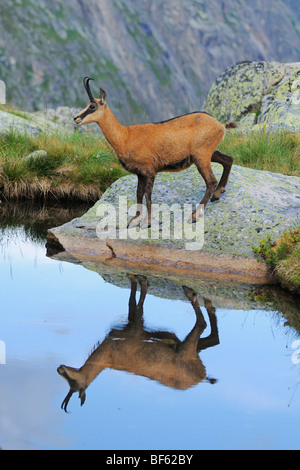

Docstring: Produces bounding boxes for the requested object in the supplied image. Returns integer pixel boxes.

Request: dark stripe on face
[79,104,97,120]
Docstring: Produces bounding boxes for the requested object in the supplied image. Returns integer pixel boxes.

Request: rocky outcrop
[204,61,300,132]
[1,1,300,122]
[0,110,46,135]
[47,164,300,283]
[0,106,99,135]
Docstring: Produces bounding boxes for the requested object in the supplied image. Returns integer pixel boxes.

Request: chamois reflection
[57,274,220,412]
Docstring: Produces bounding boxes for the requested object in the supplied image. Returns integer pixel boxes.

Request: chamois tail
[225,122,238,129]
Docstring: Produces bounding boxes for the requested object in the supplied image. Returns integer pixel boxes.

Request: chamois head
[57,365,86,412]
[74,77,107,125]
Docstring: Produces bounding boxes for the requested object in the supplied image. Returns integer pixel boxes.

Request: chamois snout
[74,114,82,124]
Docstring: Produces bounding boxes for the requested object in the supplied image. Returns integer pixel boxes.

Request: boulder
[0,109,42,135]
[0,106,100,136]
[23,149,48,162]
[204,61,300,132]
[47,164,300,284]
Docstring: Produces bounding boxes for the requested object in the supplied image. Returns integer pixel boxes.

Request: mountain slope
[1,0,300,122]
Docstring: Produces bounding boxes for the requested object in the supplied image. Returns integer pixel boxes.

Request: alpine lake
[0,201,299,451]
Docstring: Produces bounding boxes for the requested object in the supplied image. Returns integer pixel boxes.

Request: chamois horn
[83,76,94,101]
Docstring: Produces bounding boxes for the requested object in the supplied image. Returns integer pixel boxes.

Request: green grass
[0,130,127,201]
[219,130,300,176]
[1,126,300,202]
[277,243,300,293]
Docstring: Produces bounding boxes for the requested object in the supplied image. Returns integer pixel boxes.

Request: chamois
[74,77,236,227]
[57,274,219,412]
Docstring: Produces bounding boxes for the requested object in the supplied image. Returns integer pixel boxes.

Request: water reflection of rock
[0,201,92,241]
[57,274,220,412]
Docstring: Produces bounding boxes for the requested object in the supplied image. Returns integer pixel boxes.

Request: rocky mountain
[1,0,300,122]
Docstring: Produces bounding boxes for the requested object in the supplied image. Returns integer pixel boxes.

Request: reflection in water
[0,200,92,241]
[57,274,220,412]
[1,204,300,449]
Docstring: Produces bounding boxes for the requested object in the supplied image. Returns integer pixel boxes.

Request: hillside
[1,0,300,122]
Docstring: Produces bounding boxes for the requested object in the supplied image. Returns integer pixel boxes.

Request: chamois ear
[99,88,107,105]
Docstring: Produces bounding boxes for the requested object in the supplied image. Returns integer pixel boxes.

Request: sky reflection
[0,227,300,450]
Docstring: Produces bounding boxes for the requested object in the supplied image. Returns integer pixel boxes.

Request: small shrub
[253,228,300,293]
[253,228,300,269]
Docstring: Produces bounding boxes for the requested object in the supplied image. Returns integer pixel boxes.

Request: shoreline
[46,229,272,285]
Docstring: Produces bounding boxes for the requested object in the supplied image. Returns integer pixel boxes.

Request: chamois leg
[127,273,139,322]
[141,175,155,228]
[179,286,207,355]
[211,150,234,201]
[137,276,148,310]
[127,274,148,331]
[197,298,220,351]
[190,158,217,222]
[128,175,146,228]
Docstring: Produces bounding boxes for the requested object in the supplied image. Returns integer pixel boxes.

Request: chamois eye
[90,103,96,110]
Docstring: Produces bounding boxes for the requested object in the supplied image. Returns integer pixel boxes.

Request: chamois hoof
[140,222,151,229]
[183,286,197,302]
[127,218,141,229]
[188,205,204,223]
[211,188,226,202]
[187,212,200,224]
[138,276,149,290]
[126,273,139,282]
[140,216,152,229]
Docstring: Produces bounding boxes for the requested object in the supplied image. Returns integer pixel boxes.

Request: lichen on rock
[204,61,300,132]
[53,164,300,260]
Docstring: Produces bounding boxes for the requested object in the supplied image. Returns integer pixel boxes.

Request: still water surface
[0,204,300,450]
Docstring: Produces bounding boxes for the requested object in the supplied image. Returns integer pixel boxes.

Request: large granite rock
[47,164,300,283]
[0,110,44,135]
[204,61,300,132]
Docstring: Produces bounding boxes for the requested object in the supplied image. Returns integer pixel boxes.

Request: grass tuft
[0,127,300,202]
[0,130,128,201]
[219,130,300,176]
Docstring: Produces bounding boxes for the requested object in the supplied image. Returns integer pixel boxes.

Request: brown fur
[57,275,219,411]
[74,92,234,226]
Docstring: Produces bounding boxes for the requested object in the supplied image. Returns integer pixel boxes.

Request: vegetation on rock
[253,228,300,294]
